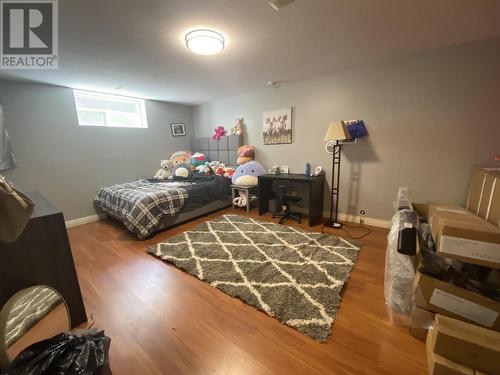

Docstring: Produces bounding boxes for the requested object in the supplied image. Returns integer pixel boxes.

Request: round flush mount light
[185,29,225,55]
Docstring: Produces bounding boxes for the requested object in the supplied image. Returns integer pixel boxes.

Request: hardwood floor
[67,208,426,375]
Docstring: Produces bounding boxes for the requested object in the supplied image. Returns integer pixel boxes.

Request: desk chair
[271,180,302,224]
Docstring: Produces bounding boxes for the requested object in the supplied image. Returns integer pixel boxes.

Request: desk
[258,174,325,226]
[0,192,87,328]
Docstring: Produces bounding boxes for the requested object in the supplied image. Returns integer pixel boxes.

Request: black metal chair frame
[271,181,302,224]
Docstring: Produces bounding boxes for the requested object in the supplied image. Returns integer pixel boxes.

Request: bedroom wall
[0,80,193,220]
[193,38,500,222]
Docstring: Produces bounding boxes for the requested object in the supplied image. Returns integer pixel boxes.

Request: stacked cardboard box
[429,203,500,269]
[426,314,500,375]
[409,197,500,340]
[412,271,500,332]
[466,167,500,228]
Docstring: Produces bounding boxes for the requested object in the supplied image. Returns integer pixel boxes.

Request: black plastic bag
[6,329,111,375]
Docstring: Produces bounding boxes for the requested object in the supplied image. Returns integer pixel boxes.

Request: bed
[94,135,243,239]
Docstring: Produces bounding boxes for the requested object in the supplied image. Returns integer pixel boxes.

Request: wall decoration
[279,165,289,174]
[263,107,292,145]
[170,123,186,137]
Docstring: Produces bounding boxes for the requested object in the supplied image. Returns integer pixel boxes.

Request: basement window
[73,90,148,128]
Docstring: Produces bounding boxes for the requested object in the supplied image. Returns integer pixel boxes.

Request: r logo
[2,2,52,54]
[1,0,58,68]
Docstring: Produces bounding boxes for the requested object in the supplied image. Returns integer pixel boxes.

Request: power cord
[339,222,372,239]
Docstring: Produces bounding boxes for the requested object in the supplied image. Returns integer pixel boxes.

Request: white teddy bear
[154,159,174,179]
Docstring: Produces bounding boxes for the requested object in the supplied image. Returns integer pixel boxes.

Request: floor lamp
[324,121,351,228]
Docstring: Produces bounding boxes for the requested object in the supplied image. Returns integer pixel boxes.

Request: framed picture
[170,123,186,137]
[263,107,292,145]
[279,165,289,174]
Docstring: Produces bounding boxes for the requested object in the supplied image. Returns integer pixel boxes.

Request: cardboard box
[478,173,500,219]
[488,180,500,228]
[428,203,471,221]
[426,327,474,375]
[467,168,488,214]
[413,202,429,222]
[431,314,500,374]
[430,210,500,269]
[409,305,435,341]
[413,272,500,331]
[466,167,500,226]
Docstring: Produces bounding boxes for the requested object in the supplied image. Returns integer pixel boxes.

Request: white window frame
[73,89,148,129]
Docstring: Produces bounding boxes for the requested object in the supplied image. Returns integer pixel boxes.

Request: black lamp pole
[326,141,342,228]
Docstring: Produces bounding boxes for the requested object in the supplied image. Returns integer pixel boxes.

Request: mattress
[95,174,232,239]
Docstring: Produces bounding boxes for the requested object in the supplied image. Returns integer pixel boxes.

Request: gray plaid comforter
[94,179,191,239]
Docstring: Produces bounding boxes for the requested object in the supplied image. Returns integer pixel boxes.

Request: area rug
[146,214,361,341]
[6,286,62,347]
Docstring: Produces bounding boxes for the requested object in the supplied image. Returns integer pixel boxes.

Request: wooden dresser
[0,192,87,327]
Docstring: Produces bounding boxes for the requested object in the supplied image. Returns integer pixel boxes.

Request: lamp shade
[323,121,351,142]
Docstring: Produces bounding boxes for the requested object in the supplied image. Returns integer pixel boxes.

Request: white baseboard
[64,211,391,230]
[65,214,102,228]
[336,213,391,229]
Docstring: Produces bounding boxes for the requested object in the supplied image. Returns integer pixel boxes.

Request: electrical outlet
[359,210,366,225]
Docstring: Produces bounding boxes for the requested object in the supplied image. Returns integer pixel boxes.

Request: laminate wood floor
[67,208,426,375]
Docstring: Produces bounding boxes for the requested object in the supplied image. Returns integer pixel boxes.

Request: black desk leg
[308,177,325,226]
[258,179,271,215]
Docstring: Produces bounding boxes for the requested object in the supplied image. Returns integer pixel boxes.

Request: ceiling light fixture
[185,29,225,55]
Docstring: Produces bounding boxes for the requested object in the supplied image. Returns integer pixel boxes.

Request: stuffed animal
[230,118,244,135]
[154,159,174,179]
[196,162,213,175]
[236,145,255,165]
[215,165,225,177]
[223,167,234,178]
[212,126,225,141]
[171,164,191,180]
[191,152,208,168]
[231,161,265,207]
[231,161,265,186]
[170,151,191,167]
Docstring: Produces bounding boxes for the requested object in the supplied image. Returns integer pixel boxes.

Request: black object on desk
[0,191,87,328]
[258,174,325,226]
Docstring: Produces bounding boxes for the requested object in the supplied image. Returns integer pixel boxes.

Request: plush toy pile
[196,161,234,178]
[153,144,261,192]
[154,151,191,180]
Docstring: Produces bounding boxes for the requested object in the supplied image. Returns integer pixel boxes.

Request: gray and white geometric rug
[6,286,62,347]
[146,215,361,341]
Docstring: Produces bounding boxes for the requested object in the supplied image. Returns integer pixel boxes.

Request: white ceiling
[1,0,500,105]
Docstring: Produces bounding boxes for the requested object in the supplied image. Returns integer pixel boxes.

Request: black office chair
[271,180,302,224]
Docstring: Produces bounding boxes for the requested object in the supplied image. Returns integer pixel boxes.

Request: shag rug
[146,215,361,341]
[6,286,62,347]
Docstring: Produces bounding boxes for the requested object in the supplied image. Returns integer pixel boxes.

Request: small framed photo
[279,165,289,174]
[170,123,186,137]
